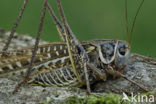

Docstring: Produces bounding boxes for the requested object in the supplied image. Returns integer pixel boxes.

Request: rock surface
[0,29,156,104]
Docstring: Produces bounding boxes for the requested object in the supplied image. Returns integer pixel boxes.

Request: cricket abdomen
[30,66,79,87]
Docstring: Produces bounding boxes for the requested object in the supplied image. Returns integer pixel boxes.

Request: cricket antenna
[125,0,129,46]
[128,0,145,45]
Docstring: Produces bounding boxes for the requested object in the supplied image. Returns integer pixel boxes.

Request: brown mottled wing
[0,43,68,75]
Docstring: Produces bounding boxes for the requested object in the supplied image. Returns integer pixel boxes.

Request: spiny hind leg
[13,0,48,94]
[55,0,91,93]
[47,3,66,41]
[1,0,28,57]
[45,3,83,84]
[105,65,148,92]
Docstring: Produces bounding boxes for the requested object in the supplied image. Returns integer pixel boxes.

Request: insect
[0,0,147,94]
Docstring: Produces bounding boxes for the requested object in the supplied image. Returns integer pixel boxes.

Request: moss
[86,94,120,104]
[42,91,156,104]
[59,93,125,104]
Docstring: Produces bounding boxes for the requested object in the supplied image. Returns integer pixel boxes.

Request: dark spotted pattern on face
[100,43,115,62]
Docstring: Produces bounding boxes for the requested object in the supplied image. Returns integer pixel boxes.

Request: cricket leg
[13,0,48,94]
[47,3,86,85]
[1,0,28,57]
[87,63,107,81]
[106,66,148,92]
[56,0,91,93]
[47,3,65,41]
[47,3,84,87]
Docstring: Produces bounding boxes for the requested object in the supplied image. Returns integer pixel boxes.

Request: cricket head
[97,40,130,70]
[114,41,130,68]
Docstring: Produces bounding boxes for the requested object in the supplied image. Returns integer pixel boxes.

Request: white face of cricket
[115,41,130,68]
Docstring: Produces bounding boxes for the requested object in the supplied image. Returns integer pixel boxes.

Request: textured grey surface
[0,29,156,103]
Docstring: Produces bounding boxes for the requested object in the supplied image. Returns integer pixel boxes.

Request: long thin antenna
[125,0,129,44]
[1,0,28,57]
[129,0,145,44]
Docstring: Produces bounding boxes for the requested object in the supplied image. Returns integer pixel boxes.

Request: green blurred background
[0,0,155,57]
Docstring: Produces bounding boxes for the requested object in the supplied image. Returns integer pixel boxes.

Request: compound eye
[119,48,126,56]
